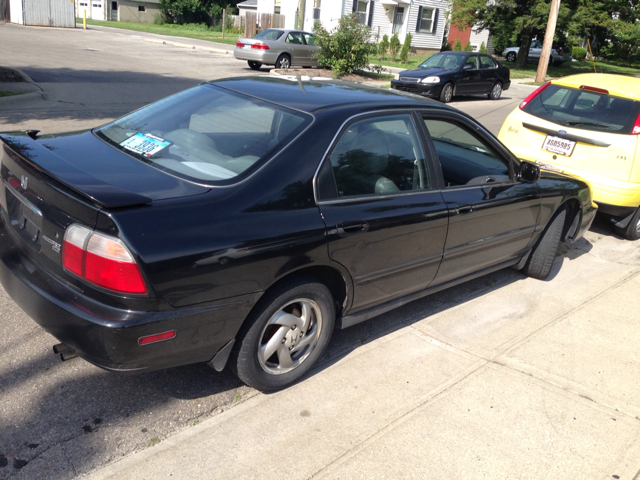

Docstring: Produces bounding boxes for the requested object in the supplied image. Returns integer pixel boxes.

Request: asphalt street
[1,21,639,480]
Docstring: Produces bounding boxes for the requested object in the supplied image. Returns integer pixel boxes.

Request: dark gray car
[234,29,320,70]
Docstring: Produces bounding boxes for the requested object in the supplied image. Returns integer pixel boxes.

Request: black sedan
[391,51,511,103]
[0,77,594,391]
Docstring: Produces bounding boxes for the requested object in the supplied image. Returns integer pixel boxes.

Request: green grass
[0,90,25,97]
[76,19,240,46]
[506,61,640,79]
[370,56,423,70]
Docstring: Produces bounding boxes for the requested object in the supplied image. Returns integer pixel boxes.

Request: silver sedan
[234,29,320,70]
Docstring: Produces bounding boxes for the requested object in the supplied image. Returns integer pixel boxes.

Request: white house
[256,0,449,52]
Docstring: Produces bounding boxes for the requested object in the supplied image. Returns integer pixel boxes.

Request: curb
[143,37,230,55]
[0,91,45,106]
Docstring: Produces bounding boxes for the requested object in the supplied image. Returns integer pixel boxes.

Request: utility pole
[535,0,561,82]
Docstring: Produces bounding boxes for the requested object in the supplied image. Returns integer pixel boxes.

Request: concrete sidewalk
[87,233,640,480]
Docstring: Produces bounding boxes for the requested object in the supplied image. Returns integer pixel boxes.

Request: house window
[356,0,367,24]
[138,5,145,11]
[274,0,280,14]
[313,0,320,19]
[419,7,435,33]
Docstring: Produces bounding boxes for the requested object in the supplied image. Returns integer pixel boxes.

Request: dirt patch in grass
[0,67,25,83]
[271,68,392,84]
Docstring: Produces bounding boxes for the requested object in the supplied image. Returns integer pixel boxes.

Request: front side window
[329,114,429,198]
[423,118,510,187]
[419,7,435,33]
[522,84,639,134]
[95,85,310,185]
[463,55,478,69]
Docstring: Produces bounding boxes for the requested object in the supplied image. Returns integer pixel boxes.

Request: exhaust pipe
[60,351,78,361]
[53,343,69,354]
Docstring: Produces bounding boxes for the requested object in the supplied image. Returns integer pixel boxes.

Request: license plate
[244,44,252,49]
[542,135,576,156]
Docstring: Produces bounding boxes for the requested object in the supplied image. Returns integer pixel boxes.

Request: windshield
[95,84,310,185]
[522,84,639,134]
[419,53,464,70]
[255,29,284,40]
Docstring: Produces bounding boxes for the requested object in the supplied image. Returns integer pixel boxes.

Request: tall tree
[450,0,571,68]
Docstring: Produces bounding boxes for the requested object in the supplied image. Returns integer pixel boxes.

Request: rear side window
[95,85,310,185]
[522,84,640,134]
[329,114,430,198]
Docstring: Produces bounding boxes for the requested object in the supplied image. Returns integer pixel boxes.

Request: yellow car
[498,73,640,239]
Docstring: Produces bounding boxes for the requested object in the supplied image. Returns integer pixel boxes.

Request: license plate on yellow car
[542,135,576,156]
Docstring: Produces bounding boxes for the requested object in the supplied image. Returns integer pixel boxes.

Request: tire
[522,208,566,280]
[613,206,640,240]
[488,82,502,100]
[247,61,262,70]
[276,54,291,69]
[230,277,335,391]
[506,52,516,62]
[439,83,454,103]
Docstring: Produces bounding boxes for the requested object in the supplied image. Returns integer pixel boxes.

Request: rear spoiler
[1,133,152,209]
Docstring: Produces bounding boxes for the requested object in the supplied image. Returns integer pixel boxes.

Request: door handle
[336,221,369,236]
[455,205,475,215]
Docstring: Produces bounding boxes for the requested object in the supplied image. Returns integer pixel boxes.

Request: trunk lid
[0,130,208,288]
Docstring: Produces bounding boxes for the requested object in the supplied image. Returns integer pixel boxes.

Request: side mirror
[518,161,541,184]
[462,63,473,71]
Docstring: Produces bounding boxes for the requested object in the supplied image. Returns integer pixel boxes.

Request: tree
[314,13,375,77]
[479,41,487,53]
[379,34,389,60]
[400,33,412,64]
[453,38,462,51]
[389,34,401,62]
[450,0,572,69]
[463,41,473,51]
[602,21,640,64]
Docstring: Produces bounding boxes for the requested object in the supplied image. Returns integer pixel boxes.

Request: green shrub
[400,33,412,64]
[389,34,401,61]
[479,41,487,53]
[378,34,389,60]
[463,41,473,52]
[153,13,165,24]
[313,13,375,78]
[453,39,462,51]
[572,46,587,61]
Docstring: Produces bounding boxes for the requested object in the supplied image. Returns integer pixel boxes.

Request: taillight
[235,41,244,48]
[580,85,609,94]
[519,81,551,110]
[62,224,147,295]
[251,42,270,50]
[558,47,563,56]
[632,113,640,135]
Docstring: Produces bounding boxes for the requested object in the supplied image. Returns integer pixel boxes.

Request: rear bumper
[0,219,258,373]
[233,48,279,65]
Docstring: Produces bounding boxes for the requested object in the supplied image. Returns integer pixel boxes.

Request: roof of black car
[210,76,449,114]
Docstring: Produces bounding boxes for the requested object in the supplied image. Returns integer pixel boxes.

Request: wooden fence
[244,12,285,37]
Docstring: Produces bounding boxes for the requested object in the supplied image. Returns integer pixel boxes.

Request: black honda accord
[0,76,595,391]
[391,51,511,103]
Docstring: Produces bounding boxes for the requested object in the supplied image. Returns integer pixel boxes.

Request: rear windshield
[255,29,284,40]
[522,84,640,135]
[95,84,310,185]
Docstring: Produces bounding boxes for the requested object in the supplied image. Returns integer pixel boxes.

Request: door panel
[457,55,481,94]
[318,113,448,312]
[422,115,541,285]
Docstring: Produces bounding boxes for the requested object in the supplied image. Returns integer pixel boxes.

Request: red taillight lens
[62,225,147,295]
[520,81,551,110]
[251,42,269,50]
[632,113,640,135]
[235,41,244,48]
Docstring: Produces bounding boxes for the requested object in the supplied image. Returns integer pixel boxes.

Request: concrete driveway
[1,22,640,480]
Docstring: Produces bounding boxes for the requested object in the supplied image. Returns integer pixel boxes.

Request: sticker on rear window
[120,133,171,157]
